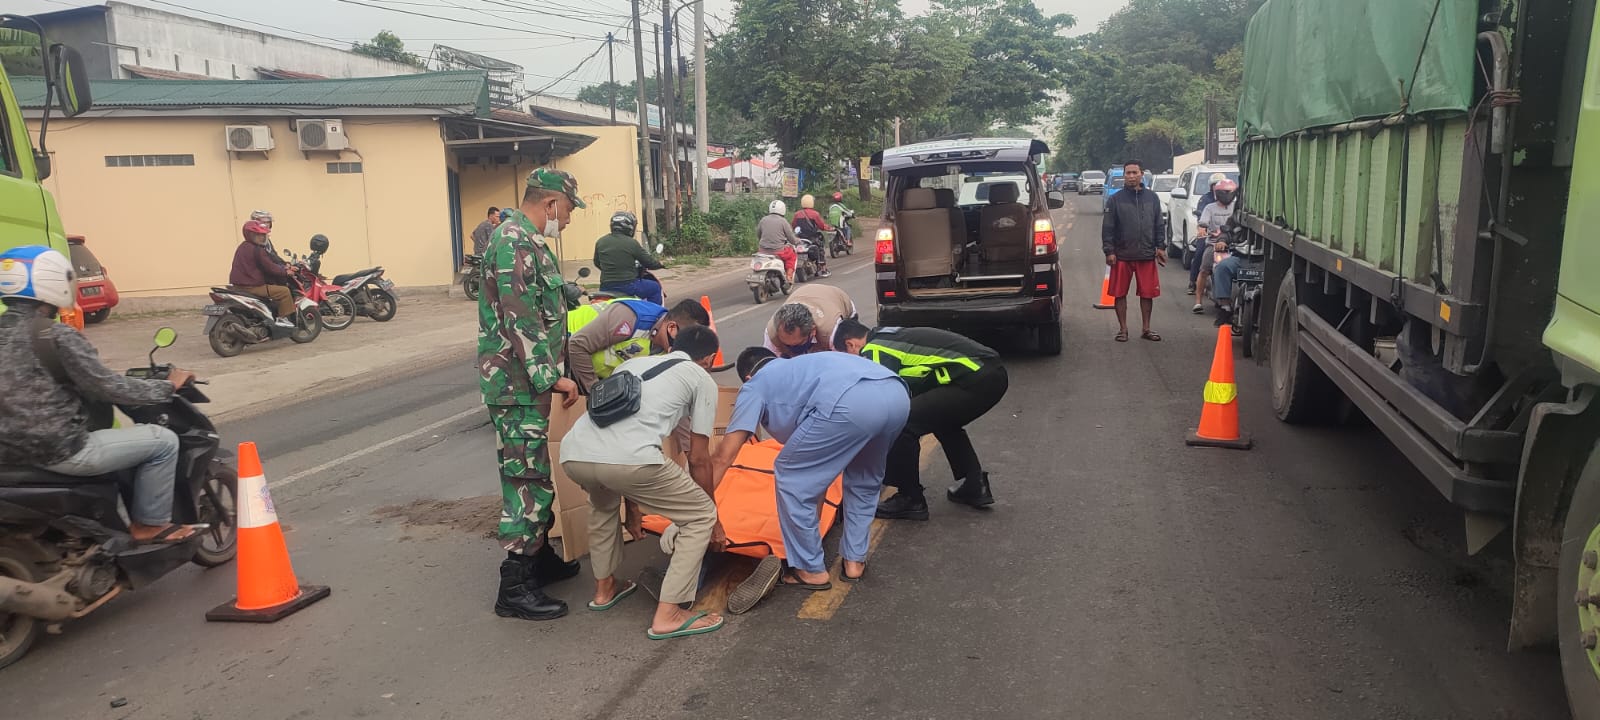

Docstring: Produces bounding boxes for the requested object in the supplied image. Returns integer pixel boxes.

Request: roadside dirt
[373,495,501,539]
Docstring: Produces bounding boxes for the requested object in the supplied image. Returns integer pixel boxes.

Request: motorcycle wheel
[290,307,323,344]
[844,240,853,255]
[831,246,841,259]
[1239,289,1260,359]
[0,544,42,670]
[752,285,769,304]
[208,315,247,358]
[461,274,481,301]
[320,292,357,331]
[367,289,398,322]
[192,465,239,567]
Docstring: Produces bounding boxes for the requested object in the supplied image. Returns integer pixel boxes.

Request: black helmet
[610,211,638,237]
[309,234,330,253]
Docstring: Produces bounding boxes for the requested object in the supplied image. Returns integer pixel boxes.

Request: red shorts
[1109,259,1160,299]
[775,246,797,274]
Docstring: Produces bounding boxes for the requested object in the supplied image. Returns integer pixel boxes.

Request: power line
[333,0,612,40]
[144,0,356,49]
[513,32,610,103]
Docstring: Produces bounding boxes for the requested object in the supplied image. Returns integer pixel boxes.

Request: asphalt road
[1,197,1569,719]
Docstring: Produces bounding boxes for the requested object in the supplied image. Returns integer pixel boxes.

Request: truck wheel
[1560,443,1600,717]
[1269,273,1337,424]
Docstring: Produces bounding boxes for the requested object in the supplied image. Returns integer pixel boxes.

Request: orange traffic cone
[699,294,725,366]
[1092,267,1116,309]
[207,442,331,622]
[1186,325,1252,450]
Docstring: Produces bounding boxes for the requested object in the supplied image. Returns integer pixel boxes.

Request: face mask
[543,217,561,239]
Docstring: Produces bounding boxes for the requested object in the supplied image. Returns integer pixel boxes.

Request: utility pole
[893,117,901,146]
[1204,96,1218,164]
[661,4,679,231]
[606,32,616,125]
[631,1,655,238]
[694,0,708,213]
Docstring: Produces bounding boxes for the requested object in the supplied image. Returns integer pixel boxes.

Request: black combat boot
[947,472,995,508]
[494,553,568,621]
[876,491,929,520]
[533,542,581,585]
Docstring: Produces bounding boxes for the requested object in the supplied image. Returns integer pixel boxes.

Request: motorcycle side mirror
[153,327,177,348]
[655,243,665,254]
[577,267,591,278]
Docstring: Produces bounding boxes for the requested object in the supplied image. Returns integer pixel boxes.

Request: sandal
[1114,330,1129,343]
[781,568,832,591]
[839,563,865,584]
[728,555,783,615]
[587,581,638,611]
[646,611,725,640]
[133,523,208,545]
[1141,331,1162,342]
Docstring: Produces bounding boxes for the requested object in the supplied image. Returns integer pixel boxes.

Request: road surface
[0,197,1567,719]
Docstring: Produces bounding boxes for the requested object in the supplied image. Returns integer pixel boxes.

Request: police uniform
[859,326,1008,508]
[565,298,670,390]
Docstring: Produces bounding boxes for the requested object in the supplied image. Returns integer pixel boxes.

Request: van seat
[979,182,1030,264]
[897,188,958,279]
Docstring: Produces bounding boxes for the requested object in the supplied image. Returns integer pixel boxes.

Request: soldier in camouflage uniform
[480,167,586,621]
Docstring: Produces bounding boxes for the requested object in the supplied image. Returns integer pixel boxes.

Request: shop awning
[442,115,596,165]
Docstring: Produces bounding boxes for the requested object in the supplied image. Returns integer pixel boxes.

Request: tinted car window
[1152,176,1180,192]
[69,243,104,276]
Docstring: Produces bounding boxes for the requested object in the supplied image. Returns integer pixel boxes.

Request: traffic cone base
[1185,325,1252,450]
[1186,428,1252,450]
[206,442,330,623]
[1093,266,1116,309]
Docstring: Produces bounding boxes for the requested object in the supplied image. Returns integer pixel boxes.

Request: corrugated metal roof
[12,71,490,115]
[120,65,213,81]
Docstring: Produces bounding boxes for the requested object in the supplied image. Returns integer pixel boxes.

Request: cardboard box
[713,386,740,428]
[554,505,590,561]
[547,401,585,443]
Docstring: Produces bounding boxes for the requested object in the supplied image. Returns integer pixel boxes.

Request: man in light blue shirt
[713,347,909,592]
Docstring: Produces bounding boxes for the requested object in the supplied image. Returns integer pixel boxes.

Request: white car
[1167,163,1240,267]
[1150,173,1180,253]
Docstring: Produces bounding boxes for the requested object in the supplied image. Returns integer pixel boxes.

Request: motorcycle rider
[1194,179,1241,324]
[827,191,853,246]
[757,199,801,283]
[791,194,833,278]
[1187,173,1228,294]
[593,211,665,304]
[229,220,296,329]
[0,246,204,544]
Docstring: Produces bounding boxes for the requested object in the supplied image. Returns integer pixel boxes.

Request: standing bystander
[1101,159,1167,342]
[472,206,500,256]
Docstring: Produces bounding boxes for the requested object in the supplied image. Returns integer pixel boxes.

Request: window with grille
[103,154,195,167]
[326,162,363,174]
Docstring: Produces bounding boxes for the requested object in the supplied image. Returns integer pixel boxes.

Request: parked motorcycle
[0,328,238,669]
[330,266,397,323]
[747,252,792,304]
[459,254,483,301]
[828,207,856,258]
[285,249,357,331]
[204,271,322,358]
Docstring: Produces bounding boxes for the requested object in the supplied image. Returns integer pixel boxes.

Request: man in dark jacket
[593,211,664,304]
[472,206,500,256]
[229,220,295,327]
[1101,159,1167,342]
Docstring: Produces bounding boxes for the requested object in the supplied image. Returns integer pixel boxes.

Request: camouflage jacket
[478,210,568,405]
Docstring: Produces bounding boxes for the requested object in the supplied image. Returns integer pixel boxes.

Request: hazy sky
[11,0,1126,98]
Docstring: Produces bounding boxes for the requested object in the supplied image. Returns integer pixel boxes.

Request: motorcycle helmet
[242,220,271,238]
[800,194,815,210]
[609,211,638,237]
[309,234,330,253]
[0,245,74,310]
[769,199,787,216]
[250,209,273,227]
[1208,172,1227,188]
[1213,179,1238,204]
[499,209,512,223]
[831,191,843,203]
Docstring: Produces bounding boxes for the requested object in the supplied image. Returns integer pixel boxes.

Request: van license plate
[202,305,228,316]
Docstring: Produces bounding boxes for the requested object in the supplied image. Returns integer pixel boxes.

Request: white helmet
[769,200,787,216]
[1208,172,1227,187]
[0,245,75,310]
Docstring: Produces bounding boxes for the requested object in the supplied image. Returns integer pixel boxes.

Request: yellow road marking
[796,435,940,621]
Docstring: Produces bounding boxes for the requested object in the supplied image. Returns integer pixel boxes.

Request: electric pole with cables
[606,32,616,125]
[693,0,708,213]
[632,0,656,238]
[660,3,679,232]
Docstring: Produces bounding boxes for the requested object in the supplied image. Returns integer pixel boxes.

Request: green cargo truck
[1236,0,1600,712]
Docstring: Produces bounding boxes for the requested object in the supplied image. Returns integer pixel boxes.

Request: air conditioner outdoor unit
[225,125,273,152]
[296,119,350,151]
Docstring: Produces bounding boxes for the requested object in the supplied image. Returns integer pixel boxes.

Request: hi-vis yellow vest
[566,298,668,379]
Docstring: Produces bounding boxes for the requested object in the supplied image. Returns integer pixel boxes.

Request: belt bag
[586,358,687,427]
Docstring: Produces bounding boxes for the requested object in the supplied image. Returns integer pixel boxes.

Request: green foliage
[352,30,426,69]
[575,77,661,111]
[0,28,44,77]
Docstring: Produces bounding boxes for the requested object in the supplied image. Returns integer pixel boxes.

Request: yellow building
[16,71,641,299]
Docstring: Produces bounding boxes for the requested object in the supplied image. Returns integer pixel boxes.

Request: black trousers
[883,365,1009,494]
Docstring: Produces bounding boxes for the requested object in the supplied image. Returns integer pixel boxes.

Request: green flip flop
[646,611,725,640]
[587,581,638,612]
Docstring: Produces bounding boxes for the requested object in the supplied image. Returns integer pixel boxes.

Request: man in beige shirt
[762,284,859,357]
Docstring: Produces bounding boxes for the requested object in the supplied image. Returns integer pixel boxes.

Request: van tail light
[1032,218,1057,256]
[875,227,896,264]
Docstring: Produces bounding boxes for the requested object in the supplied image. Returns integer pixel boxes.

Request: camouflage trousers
[487,397,553,555]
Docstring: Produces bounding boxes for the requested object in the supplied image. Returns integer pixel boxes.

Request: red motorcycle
[283,249,358,331]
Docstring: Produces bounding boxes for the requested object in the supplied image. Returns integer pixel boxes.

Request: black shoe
[947,472,995,508]
[876,492,929,520]
[532,542,581,585]
[494,555,568,620]
[1214,309,1234,328]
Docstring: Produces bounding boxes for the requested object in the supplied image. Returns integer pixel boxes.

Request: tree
[575,77,661,110]
[352,30,426,69]
[0,28,45,76]
[907,0,1075,137]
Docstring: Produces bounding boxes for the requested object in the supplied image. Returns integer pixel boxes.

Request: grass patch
[666,253,713,268]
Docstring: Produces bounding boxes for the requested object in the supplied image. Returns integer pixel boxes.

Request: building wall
[30,115,453,297]
[102,2,420,80]
[32,12,114,81]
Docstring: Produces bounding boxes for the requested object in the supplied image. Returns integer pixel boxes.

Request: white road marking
[271,406,484,489]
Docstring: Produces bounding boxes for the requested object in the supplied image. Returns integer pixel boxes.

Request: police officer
[479,167,585,621]
[833,320,1009,520]
[566,297,709,391]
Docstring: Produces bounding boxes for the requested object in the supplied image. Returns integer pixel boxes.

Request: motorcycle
[204,269,323,358]
[828,206,856,258]
[589,243,667,304]
[329,266,397,323]
[1226,230,1267,357]
[0,328,238,669]
[285,249,357,332]
[746,252,793,304]
[459,254,483,301]
[792,234,822,283]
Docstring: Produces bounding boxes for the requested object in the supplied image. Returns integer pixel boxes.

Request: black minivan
[868,137,1066,354]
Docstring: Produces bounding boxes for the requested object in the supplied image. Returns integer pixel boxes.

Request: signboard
[1218,141,1239,156]
[706,144,731,158]
[781,168,801,198]
[1216,127,1238,142]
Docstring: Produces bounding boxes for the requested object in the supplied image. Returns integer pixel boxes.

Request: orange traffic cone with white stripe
[1186,325,1252,450]
[699,294,725,366]
[1092,267,1116,309]
[207,442,331,622]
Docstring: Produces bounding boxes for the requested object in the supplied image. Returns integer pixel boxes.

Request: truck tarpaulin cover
[1238,0,1476,139]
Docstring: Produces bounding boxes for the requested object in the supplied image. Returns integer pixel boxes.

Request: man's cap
[527,167,587,209]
